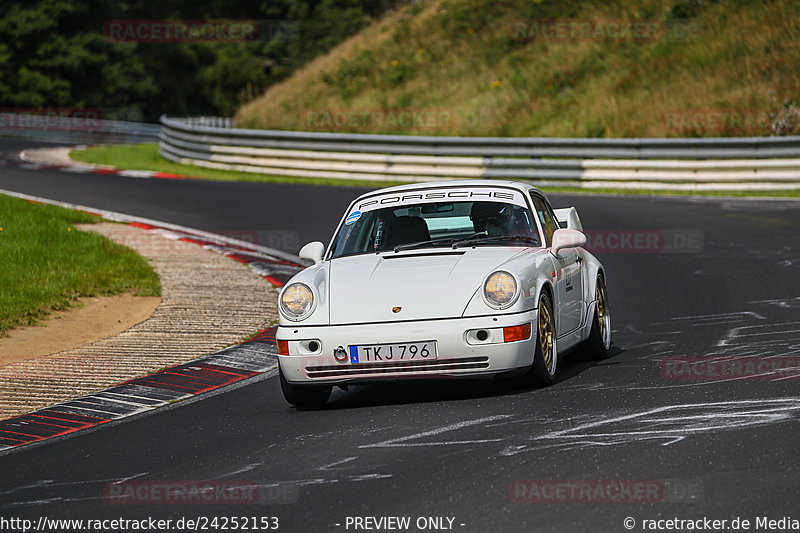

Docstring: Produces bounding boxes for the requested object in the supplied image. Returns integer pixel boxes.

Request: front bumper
[277,310,538,384]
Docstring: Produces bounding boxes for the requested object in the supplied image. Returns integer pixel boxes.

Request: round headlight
[281,283,314,319]
[483,271,518,308]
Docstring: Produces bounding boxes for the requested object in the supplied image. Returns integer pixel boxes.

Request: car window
[529,194,559,246]
[330,200,540,258]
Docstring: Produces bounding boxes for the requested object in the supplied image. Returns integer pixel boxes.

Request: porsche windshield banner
[351,187,527,215]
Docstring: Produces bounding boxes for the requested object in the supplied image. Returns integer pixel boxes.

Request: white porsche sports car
[276,180,611,407]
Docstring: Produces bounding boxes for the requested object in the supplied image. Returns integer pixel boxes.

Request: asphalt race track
[0,139,360,254]
[1,139,800,532]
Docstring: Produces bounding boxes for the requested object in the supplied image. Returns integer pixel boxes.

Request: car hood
[328,248,528,324]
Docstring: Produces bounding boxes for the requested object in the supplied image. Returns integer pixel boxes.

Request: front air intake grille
[306,356,489,379]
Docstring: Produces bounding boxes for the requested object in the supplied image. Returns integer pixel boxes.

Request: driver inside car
[469,202,510,237]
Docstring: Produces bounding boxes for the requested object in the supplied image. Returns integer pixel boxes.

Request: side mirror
[553,207,583,231]
[551,228,586,255]
[298,241,325,264]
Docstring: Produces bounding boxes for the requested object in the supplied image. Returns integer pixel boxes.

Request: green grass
[70,144,410,189]
[0,194,161,335]
[71,143,800,197]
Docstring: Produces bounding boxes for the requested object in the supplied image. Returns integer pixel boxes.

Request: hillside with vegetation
[236,0,800,137]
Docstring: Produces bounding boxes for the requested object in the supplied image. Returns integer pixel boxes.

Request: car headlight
[483,271,518,309]
[280,283,314,319]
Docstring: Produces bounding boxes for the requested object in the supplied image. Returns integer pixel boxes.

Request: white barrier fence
[1,112,159,144]
[159,115,800,191]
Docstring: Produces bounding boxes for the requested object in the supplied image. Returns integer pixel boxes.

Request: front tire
[527,290,557,386]
[584,275,612,360]
[279,366,331,408]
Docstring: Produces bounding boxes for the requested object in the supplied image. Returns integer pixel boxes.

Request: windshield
[330,200,541,258]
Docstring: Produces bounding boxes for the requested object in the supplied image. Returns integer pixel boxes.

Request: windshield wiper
[452,235,541,249]
[392,238,461,252]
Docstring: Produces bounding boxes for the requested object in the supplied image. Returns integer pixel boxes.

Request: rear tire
[527,290,557,386]
[584,275,612,360]
[279,366,331,408]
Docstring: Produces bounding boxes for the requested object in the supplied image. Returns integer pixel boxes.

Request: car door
[530,193,584,335]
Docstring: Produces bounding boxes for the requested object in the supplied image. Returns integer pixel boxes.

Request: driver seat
[382,216,431,249]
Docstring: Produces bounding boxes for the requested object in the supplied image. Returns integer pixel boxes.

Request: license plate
[348,341,437,364]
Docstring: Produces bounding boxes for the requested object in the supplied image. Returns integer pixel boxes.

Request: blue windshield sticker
[345,211,362,225]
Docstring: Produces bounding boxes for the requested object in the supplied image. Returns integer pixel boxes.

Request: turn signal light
[277,340,289,355]
[503,323,532,343]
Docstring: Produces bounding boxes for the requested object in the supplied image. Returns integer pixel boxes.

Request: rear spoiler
[553,207,583,231]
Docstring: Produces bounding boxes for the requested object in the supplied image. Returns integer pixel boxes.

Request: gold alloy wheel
[539,299,554,373]
[596,281,611,350]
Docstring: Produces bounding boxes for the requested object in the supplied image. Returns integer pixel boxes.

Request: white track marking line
[360,414,512,449]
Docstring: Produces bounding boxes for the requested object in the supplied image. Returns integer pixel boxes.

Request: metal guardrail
[1,112,159,145]
[159,115,800,190]
[180,116,236,129]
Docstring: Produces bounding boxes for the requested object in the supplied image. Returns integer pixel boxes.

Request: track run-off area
[1,139,799,532]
